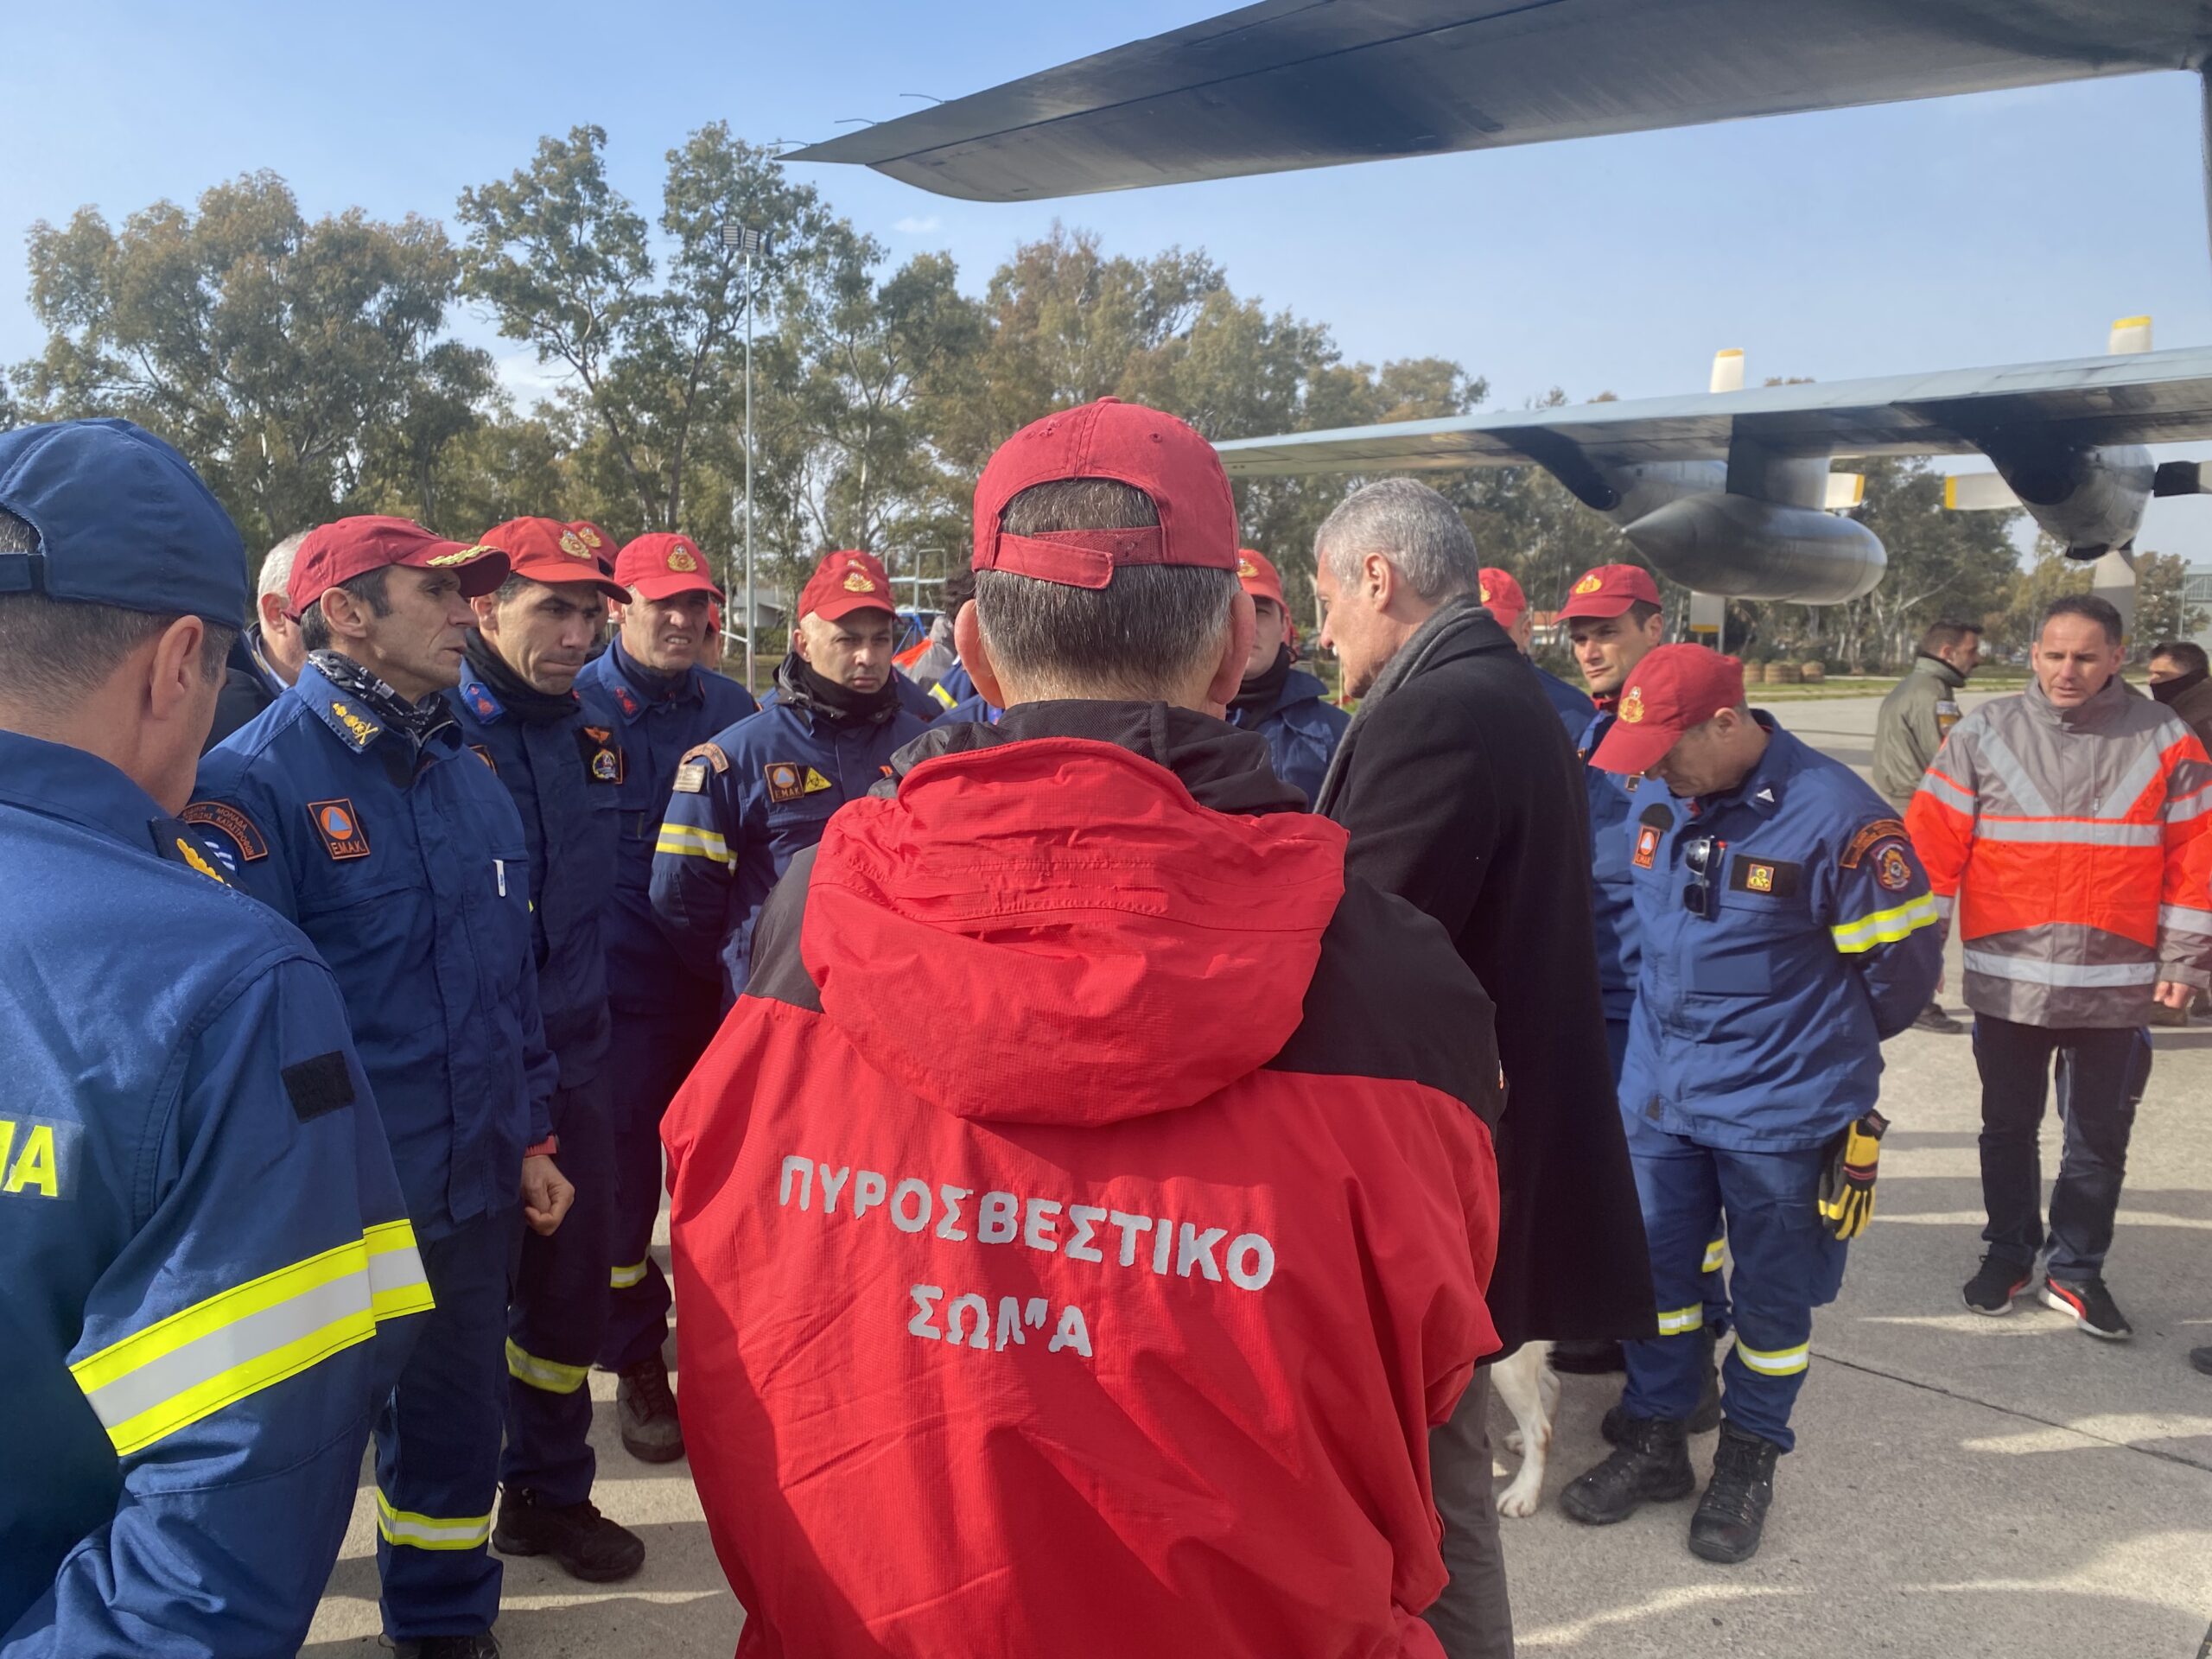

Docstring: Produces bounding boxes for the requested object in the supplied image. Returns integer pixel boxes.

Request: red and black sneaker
[1961,1255,2033,1316]
[2040,1275,2133,1341]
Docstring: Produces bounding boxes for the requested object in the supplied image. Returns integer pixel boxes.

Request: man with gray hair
[662,398,1508,1656]
[1314,476,1654,1658]
[205,528,309,749]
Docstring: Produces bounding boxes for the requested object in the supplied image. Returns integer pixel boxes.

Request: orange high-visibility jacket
[1905,678,2212,1028]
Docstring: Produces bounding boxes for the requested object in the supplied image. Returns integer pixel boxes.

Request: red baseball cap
[1235,549,1287,609]
[567,520,618,576]
[1590,645,1747,774]
[1559,563,1662,621]
[1478,568,1528,629]
[972,397,1239,589]
[479,517,629,601]
[799,550,896,622]
[288,515,509,620]
[613,532,721,601]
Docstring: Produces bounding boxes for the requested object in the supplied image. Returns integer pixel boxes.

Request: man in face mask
[651,550,932,1005]
[2148,640,2212,753]
[1224,548,1347,806]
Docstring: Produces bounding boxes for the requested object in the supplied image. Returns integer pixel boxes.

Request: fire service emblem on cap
[559,531,589,559]
[1620,686,1646,723]
[842,569,876,593]
[668,546,699,572]
[1573,573,1604,594]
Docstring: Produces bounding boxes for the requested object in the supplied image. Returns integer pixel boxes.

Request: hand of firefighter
[1818,1110,1888,1240]
[523,1154,575,1236]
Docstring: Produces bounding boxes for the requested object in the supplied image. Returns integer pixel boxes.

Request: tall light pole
[721,220,768,687]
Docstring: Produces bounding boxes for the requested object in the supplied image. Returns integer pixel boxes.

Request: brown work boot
[616,1355,685,1463]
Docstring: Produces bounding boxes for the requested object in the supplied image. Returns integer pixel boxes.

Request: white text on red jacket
[779,1154,1279,1361]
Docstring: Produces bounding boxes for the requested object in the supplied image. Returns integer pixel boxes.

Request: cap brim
[1589,718,1681,775]
[624,570,722,601]
[1557,593,1637,621]
[397,542,510,599]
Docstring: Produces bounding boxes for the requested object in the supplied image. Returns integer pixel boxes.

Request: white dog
[1489,1340,1560,1518]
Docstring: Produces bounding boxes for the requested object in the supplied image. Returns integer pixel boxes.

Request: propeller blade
[1824,474,1866,510]
[1709,348,1745,395]
[2109,315,2153,355]
[1943,473,2020,511]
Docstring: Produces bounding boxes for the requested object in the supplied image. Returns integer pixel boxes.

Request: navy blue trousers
[502,1075,614,1506]
[1618,1115,1847,1452]
[1610,1017,1729,1337]
[599,1003,720,1372]
[375,1208,513,1639]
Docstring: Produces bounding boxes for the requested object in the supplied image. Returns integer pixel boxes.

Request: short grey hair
[974,478,1238,698]
[1315,478,1482,602]
[297,568,391,653]
[258,531,308,602]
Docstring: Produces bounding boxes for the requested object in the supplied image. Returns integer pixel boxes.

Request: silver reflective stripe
[2095,741,2166,820]
[1976,728,2056,817]
[2170,787,2212,823]
[1916,771,1974,814]
[1932,893,1955,921]
[1963,950,2157,988]
[2159,905,2212,938]
[1974,819,2160,846]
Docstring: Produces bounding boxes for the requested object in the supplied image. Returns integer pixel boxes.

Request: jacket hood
[803,707,1345,1127]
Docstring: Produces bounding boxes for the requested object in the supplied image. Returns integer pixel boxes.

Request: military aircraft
[793,1,2212,613]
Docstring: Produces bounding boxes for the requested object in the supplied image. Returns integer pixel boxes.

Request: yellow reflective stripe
[376,1491,493,1551]
[929,681,957,709]
[654,823,733,866]
[1655,1304,1704,1335]
[505,1338,589,1395]
[72,1227,419,1458]
[1701,1237,1726,1274]
[1831,893,1940,954]
[365,1219,435,1322]
[610,1258,649,1289]
[1735,1341,1809,1376]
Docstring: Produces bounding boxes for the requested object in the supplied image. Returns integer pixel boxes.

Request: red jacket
[664,704,1503,1659]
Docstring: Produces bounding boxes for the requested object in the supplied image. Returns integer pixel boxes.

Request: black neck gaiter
[1233,644,1293,716]
[775,650,901,724]
[2152,665,2209,706]
[464,632,579,726]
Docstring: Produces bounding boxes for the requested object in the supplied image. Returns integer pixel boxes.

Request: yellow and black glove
[1818,1109,1888,1240]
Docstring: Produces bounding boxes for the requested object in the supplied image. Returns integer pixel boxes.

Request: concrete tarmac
[307,690,2212,1657]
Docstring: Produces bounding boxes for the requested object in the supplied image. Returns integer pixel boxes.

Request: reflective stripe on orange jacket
[1905,677,2212,1028]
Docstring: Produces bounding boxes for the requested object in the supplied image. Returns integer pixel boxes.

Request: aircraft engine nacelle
[1621,492,1886,602]
[1986,442,2155,558]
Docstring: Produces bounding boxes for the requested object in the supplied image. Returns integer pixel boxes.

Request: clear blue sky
[8,1,2210,555]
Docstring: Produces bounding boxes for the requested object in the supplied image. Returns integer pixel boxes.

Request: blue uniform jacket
[1227,666,1350,808]
[0,734,429,1657]
[573,643,757,1017]
[931,658,976,709]
[652,686,930,1001]
[1578,705,1644,1021]
[192,658,557,1240]
[448,660,622,1086]
[1620,715,1943,1150]
[1535,663,1595,736]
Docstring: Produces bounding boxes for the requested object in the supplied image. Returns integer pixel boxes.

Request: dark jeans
[1424,1365,1515,1658]
[1973,1014,2145,1281]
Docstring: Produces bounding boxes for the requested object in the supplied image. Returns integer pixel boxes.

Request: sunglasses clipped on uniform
[1682,835,1719,919]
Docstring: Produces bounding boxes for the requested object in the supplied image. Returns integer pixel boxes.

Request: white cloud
[893,214,944,235]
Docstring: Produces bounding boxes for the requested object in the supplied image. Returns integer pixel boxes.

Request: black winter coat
[1318,597,1656,1349]
[202,628,279,754]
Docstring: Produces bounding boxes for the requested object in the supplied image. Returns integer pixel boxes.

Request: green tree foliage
[16,171,486,553]
[1993,538,2094,650]
[2133,550,2205,646]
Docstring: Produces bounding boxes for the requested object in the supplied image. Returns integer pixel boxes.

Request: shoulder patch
[764,760,808,804]
[282,1051,356,1122]
[469,744,498,774]
[682,741,730,774]
[1632,823,1661,869]
[577,727,626,785]
[1840,817,1911,869]
[672,760,708,794]
[181,800,268,862]
[308,798,372,861]
[1876,843,1915,891]
[1728,856,1803,898]
[802,766,833,794]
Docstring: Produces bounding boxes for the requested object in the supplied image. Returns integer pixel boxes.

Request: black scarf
[464,632,580,726]
[774,650,901,725]
[2152,666,2209,706]
[1232,643,1293,717]
[310,649,457,746]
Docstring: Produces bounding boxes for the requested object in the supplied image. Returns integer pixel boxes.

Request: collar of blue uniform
[0,728,228,882]
[302,651,459,755]
[606,637,701,722]
[1700,709,1797,817]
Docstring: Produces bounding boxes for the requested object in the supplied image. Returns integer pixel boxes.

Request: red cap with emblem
[288,515,510,619]
[1235,548,1286,610]
[799,550,896,622]
[1590,644,1746,775]
[614,532,721,601]
[567,520,617,576]
[1558,563,1662,621]
[479,517,630,601]
[1478,567,1527,629]
[972,397,1239,589]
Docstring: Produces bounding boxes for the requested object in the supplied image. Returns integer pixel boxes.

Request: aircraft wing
[1210,345,2212,477]
[789,0,2209,201]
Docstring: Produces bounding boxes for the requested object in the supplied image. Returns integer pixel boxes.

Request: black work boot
[616,1354,685,1463]
[493,1487,645,1583]
[1688,1420,1783,1564]
[391,1635,501,1659]
[1602,1330,1720,1445]
[1560,1414,1695,1524]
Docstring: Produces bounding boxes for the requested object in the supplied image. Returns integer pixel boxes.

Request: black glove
[1818,1109,1888,1240]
